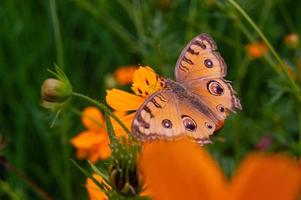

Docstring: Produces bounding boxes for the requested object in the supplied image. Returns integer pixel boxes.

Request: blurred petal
[140,139,227,200]
[70,131,105,149]
[96,142,111,161]
[76,149,89,160]
[284,33,299,48]
[81,107,104,130]
[230,153,301,200]
[86,174,110,200]
[112,112,135,137]
[114,65,138,85]
[245,41,268,59]
[131,66,163,97]
[106,89,144,111]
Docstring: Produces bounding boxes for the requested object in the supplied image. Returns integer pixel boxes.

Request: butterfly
[132,33,242,146]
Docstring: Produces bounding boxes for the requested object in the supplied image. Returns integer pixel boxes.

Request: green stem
[59,114,71,200]
[72,92,131,134]
[104,111,117,144]
[227,0,301,101]
[49,0,64,68]
[299,105,301,150]
[0,159,53,200]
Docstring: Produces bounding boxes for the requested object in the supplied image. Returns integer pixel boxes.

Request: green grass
[1,0,301,199]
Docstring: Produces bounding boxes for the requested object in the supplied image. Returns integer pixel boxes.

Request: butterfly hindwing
[132,89,216,145]
[175,33,241,121]
[187,78,241,121]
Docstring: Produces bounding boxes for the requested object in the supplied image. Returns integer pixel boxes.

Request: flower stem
[49,0,64,68]
[227,0,301,101]
[0,158,53,200]
[72,92,131,134]
[298,105,301,150]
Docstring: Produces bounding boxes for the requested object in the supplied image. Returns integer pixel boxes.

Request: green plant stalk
[74,0,137,48]
[0,159,53,200]
[228,0,301,101]
[49,0,64,68]
[104,111,117,144]
[70,159,110,193]
[59,113,72,200]
[0,181,21,200]
[299,105,301,149]
[72,92,131,134]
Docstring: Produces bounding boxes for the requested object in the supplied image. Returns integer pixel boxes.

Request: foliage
[1,0,301,199]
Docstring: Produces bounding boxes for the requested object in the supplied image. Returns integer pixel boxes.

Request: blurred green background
[1,0,301,199]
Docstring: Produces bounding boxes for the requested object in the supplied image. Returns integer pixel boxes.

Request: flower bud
[41,67,72,111]
[41,78,71,103]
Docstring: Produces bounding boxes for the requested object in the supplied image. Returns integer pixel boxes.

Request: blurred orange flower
[140,139,301,200]
[70,107,111,163]
[106,66,163,132]
[245,41,269,59]
[86,173,110,200]
[114,65,139,85]
[284,33,299,48]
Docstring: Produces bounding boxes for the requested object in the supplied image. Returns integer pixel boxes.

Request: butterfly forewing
[132,90,184,141]
[175,34,227,82]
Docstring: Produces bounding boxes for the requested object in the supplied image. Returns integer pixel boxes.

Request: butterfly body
[132,33,241,146]
[164,79,219,123]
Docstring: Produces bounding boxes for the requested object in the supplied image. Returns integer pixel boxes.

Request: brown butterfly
[132,33,242,146]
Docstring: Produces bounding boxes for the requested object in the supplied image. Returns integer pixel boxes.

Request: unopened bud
[41,78,71,103]
[41,66,72,112]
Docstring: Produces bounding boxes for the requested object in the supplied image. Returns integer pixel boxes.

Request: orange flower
[113,66,139,85]
[245,41,269,59]
[86,173,110,200]
[70,107,111,163]
[284,33,299,48]
[106,66,163,132]
[140,139,301,200]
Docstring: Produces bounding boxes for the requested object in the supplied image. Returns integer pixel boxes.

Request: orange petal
[245,41,268,59]
[81,107,104,130]
[106,89,144,111]
[96,142,112,160]
[86,174,110,200]
[139,139,227,200]
[230,153,301,200]
[76,149,89,160]
[87,138,112,163]
[112,110,127,118]
[112,112,135,137]
[131,66,163,97]
[114,66,139,85]
[70,131,106,149]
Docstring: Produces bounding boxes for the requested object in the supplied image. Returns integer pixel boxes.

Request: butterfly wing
[132,89,216,145]
[175,33,227,82]
[132,33,241,145]
[174,33,241,122]
[132,90,184,141]
[187,78,241,121]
